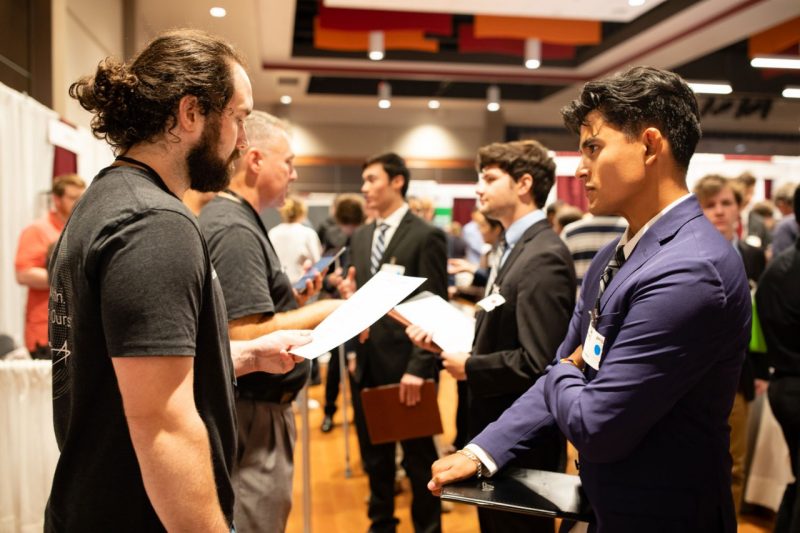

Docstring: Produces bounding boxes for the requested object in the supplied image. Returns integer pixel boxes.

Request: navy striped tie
[599,246,626,298]
[370,223,389,275]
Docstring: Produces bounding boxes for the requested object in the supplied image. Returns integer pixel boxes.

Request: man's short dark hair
[561,66,701,173]
[69,29,246,153]
[476,140,556,208]
[334,194,366,226]
[363,152,410,197]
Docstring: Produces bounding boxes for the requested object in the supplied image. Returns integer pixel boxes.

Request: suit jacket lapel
[380,211,414,264]
[493,220,548,289]
[357,222,377,279]
[474,220,548,342]
[600,197,704,311]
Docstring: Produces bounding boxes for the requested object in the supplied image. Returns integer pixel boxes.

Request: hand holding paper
[393,293,475,354]
[290,272,426,359]
[405,324,441,354]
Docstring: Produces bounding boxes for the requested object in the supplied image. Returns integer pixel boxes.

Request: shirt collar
[504,209,546,248]
[377,203,409,229]
[618,192,693,260]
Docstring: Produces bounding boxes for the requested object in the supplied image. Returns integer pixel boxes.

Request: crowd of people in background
[3,27,800,533]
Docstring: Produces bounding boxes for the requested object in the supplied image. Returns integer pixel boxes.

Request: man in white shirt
[344,152,448,533]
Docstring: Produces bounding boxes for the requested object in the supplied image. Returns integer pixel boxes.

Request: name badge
[476,292,506,312]
[582,324,605,371]
[380,263,405,276]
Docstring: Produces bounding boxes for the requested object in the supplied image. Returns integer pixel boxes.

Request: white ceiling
[325,0,669,22]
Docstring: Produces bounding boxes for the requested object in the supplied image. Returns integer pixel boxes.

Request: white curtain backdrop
[0,83,58,348]
[0,361,59,533]
[0,82,113,347]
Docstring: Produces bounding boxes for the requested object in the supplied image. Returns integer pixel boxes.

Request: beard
[186,115,240,192]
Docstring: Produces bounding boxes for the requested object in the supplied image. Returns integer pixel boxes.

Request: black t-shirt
[45,166,237,532]
[200,195,310,399]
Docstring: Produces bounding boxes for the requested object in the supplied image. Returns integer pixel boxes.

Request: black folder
[441,467,594,522]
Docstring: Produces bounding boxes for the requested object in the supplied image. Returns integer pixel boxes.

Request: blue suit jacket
[472,196,751,532]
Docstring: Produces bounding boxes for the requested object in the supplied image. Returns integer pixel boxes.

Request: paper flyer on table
[393,293,475,353]
[290,272,426,359]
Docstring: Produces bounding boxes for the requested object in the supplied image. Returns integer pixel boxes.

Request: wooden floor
[286,365,774,533]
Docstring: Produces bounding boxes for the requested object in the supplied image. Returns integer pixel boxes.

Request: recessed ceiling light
[209,7,226,18]
[687,81,733,95]
[280,95,292,105]
[628,0,646,6]
[783,86,800,98]
[751,56,800,69]
[428,99,441,109]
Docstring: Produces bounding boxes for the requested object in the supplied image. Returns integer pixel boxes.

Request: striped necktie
[370,223,390,275]
[598,246,626,299]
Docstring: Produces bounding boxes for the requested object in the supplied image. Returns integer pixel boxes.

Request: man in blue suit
[428,66,751,533]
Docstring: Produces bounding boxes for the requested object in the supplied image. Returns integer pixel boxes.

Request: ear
[176,95,203,134]
[390,174,405,194]
[243,147,262,184]
[642,127,663,167]
[516,173,533,199]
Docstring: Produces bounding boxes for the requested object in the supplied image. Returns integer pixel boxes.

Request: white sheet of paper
[393,294,475,353]
[290,272,426,359]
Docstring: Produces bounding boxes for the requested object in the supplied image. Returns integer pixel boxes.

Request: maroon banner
[319,2,452,35]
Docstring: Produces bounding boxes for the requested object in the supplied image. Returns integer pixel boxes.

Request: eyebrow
[580,136,598,150]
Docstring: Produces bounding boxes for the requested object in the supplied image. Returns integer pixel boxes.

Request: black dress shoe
[321,415,334,433]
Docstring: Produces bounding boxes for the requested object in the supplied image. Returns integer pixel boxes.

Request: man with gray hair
[199,110,342,532]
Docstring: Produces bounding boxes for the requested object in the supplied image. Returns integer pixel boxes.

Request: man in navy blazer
[428,66,751,533]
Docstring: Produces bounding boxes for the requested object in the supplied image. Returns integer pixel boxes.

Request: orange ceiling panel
[314,18,439,53]
[474,16,601,45]
[748,16,800,57]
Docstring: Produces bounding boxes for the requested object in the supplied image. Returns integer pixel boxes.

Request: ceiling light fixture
[524,39,541,70]
[783,86,800,98]
[486,85,501,112]
[687,81,733,95]
[428,99,441,110]
[279,95,292,105]
[628,0,646,6]
[751,56,800,69]
[368,31,385,61]
[209,7,226,18]
[378,81,391,109]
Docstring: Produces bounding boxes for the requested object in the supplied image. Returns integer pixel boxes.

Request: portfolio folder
[441,467,593,522]
[360,380,443,445]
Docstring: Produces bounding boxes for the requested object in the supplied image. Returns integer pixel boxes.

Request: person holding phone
[199,111,344,532]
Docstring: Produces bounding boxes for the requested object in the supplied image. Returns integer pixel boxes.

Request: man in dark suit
[411,140,575,532]
[346,153,447,533]
[694,174,768,514]
[428,67,751,533]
